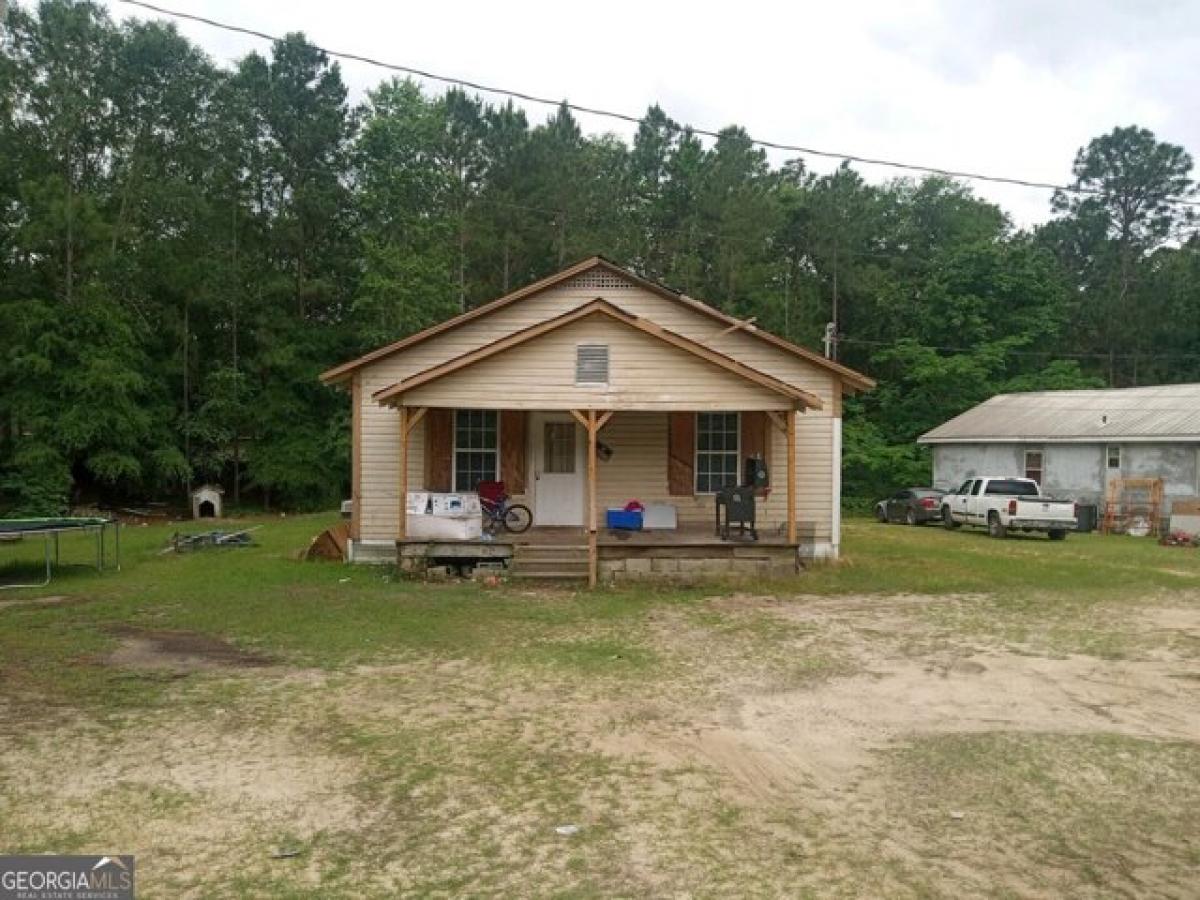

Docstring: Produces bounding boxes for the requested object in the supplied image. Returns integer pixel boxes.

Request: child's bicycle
[477,481,533,534]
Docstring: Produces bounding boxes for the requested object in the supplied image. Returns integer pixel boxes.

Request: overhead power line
[118,0,1200,210]
[838,337,1200,361]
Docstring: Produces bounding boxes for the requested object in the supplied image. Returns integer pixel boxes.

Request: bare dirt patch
[619,651,1200,796]
[597,592,1200,801]
[105,626,274,672]
[1139,604,1200,636]
[1,708,365,898]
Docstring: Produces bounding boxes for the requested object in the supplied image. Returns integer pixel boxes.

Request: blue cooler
[606,508,644,530]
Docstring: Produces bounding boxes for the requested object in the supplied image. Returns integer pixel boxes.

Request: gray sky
[105,0,1199,228]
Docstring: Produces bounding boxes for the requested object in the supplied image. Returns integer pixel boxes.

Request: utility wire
[838,337,1200,361]
[105,0,1200,369]
[118,0,1200,210]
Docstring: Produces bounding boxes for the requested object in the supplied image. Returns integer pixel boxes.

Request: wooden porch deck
[508,525,797,548]
[396,524,803,581]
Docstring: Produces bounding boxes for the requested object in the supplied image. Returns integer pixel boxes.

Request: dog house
[191,484,224,519]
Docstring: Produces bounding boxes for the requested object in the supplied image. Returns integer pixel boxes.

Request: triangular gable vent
[563,269,637,292]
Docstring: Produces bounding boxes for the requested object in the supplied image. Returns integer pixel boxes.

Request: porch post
[786,409,797,544]
[396,407,428,544]
[573,409,613,588]
[588,410,598,588]
[397,406,409,541]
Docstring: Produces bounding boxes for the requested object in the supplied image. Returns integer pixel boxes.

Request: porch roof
[372,299,822,412]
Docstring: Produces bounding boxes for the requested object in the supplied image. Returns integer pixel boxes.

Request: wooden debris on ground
[163,526,261,554]
[305,522,349,562]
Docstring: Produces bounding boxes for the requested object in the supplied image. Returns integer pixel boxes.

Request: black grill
[715,486,757,541]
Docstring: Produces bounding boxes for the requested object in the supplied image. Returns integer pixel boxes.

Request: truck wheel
[988,512,1007,539]
[1048,529,1067,541]
[942,507,960,530]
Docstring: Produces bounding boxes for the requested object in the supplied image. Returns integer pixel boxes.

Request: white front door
[530,413,585,526]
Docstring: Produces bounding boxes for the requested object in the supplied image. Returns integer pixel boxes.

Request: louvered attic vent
[576,344,609,385]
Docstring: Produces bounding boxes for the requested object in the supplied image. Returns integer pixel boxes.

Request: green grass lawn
[0,514,1197,897]
[3,514,1195,709]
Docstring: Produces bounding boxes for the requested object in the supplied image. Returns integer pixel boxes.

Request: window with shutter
[575,344,609,385]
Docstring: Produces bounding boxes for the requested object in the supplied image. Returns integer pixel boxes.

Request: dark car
[875,488,946,526]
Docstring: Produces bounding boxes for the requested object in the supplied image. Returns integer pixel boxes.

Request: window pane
[720,455,738,482]
[544,423,576,474]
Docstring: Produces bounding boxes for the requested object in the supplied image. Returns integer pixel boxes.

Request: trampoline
[0,517,121,589]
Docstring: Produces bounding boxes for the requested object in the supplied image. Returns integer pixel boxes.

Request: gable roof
[373,299,823,410]
[322,256,874,392]
[919,384,1200,444]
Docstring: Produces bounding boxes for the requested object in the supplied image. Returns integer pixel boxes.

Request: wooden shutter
[741,411,770,493]
[424,408,453,491]
[500,410,527,494]
[667,412,695,496]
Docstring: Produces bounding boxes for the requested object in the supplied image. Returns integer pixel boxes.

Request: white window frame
[694,412,740,494]
[452,409,500,492]
[1106,445,1122,470]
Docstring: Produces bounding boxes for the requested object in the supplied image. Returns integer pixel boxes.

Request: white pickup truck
[940,476,1077,540]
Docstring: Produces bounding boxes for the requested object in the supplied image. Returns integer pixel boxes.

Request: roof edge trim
[320,256,873,391]
[372,299,822,410]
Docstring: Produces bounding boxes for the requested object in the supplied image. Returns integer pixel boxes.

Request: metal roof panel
[918,384,1200,443]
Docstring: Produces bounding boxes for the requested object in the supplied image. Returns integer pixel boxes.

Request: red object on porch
[477,480,507,504]
[623,500,645,512]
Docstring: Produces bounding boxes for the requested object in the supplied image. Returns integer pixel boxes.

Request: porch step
[511,569,589,581]
[509,544,589,581]
[512,549,588,563]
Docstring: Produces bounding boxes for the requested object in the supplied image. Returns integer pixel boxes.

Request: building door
[530,413,585,526]
[1104,445,1123,501]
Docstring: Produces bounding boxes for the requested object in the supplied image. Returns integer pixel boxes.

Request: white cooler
[406,491,483,540]
[406,514,483,540]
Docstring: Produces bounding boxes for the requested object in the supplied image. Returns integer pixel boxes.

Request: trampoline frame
[0,518,121,589]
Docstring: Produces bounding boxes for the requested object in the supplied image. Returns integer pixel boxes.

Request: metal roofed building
[918,384,1200,509]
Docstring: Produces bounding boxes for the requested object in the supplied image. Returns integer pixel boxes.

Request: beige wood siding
[355,278,841,545]
[398,316,795,411]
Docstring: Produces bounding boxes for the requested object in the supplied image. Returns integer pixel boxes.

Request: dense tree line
[2,1,1198,513]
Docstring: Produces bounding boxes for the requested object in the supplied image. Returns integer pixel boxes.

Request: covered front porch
[371,299,824,584]
[390,405,805,585]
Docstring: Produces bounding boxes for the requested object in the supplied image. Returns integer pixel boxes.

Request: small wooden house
[321,258,873,582]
